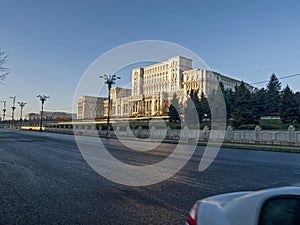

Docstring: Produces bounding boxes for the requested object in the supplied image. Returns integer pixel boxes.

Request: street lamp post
[99,74,120,137]
[1,100,6,126]
[9,96,16,128]
[18,101,27,129]
[37,95,50,131]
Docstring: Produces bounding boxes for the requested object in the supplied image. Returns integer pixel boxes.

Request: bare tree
[0,49,9,83]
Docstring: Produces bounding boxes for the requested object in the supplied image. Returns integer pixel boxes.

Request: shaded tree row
[168,90,210,127]
[169,74,300,128]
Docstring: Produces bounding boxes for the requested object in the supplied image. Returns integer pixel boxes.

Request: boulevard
[1,129,300,225]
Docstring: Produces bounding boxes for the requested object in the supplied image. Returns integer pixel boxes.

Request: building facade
[77,96,107,120]
[182,69,251,94]
[25,111,75,121]
[78,56,251,120]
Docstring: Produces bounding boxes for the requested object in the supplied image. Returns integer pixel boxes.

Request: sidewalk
[197,141,300,153]
[113,135,300,153]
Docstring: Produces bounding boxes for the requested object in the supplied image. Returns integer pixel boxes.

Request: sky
[1,0,300,119]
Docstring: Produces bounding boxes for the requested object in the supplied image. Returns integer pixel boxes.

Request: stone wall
[42,124,300,146]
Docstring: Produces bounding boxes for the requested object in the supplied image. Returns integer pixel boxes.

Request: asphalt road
[1,129,300,225]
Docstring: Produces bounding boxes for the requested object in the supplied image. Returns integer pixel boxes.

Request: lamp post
[99,74,120,137]
[18,101,27,129]
[9,96,16,128]
[37,95,49,131]
[1,100,6,126]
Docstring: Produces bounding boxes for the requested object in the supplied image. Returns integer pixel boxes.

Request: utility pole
[9,96,16,128]
[99,74,120,137]
[18,101,27,129]
[37,95,50,131]
[1,100,6,126]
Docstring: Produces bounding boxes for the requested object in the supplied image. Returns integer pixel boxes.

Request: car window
[258,196,300,225]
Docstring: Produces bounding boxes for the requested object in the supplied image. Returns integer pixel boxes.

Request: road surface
[1,129,300,225]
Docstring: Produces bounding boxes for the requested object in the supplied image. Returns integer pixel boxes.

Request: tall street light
[18,101,27,129]
[37,95,50,131]
[1,100,6,126]
[9,96,16,128]
[99,74,120,136]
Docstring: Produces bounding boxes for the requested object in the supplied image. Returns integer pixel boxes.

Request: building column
[150,99,154,116]
[145,100,148,115]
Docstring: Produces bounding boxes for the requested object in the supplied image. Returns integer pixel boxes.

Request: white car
[186,185,300,225]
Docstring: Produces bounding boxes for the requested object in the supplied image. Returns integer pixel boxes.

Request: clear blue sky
[1,0,300,118]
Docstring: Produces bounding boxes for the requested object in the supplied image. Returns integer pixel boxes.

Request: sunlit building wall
[77,96,106,119]
[78,56,251,119]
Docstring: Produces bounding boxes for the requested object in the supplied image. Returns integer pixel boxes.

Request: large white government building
[77,56,251,120]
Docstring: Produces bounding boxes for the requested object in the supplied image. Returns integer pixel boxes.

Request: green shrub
[238,124,257,130]
[260,124,288,130]
[259,119,288,130]
[200,120,211,129]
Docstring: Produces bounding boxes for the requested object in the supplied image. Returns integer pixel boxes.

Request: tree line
[169,74,300,128]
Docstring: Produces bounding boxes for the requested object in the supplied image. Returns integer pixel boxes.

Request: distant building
[25,113,40,121]
[77,96,107,120]
[78,56,252,119]
[25,111,75,121]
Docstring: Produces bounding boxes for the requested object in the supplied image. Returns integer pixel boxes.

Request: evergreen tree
[295,92,300,123]
[280,85,298,124]
[198,91,210,121]
[168,93,181,122]
[252,88,267,121]
[265,73,281,116]
[219,82,235,119]
[232,81,255,127]
[184,90,200,127]
[226,89,235,119]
